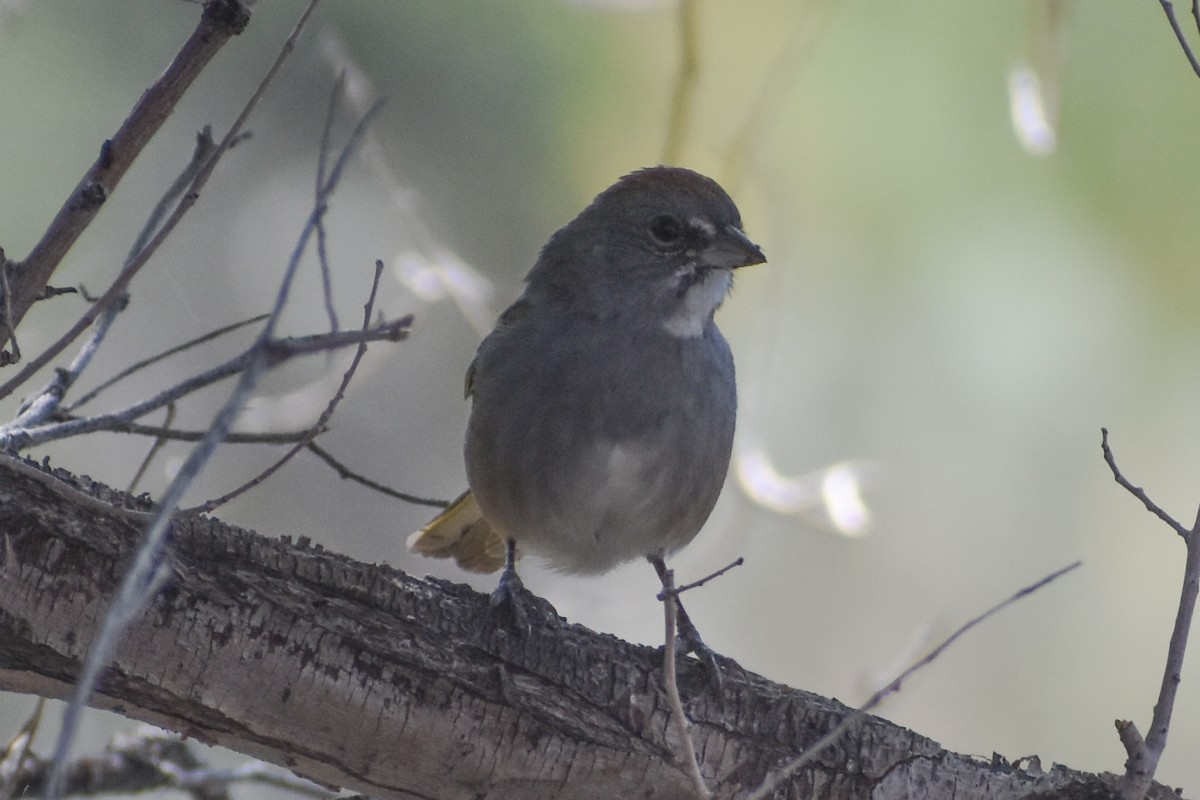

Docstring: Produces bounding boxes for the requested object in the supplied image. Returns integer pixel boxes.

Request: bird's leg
[649,554,721,688]
[490,538,530,634]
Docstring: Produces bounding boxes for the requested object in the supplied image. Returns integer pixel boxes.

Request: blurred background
[2,0,1200,792]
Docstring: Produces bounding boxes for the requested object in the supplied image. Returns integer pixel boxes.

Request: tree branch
[1102,429,1200,800]
[0,456,1180,800]
[0,0,250,353]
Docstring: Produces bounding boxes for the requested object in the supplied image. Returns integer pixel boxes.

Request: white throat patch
[661,268,731,338]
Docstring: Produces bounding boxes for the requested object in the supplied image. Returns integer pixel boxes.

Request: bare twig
[747,561,1082,800]
[1102,428,1200,800]
[305,441,449,508]
[43,4,326,798]
[661,0,698,166]
[660,557,744,599]
[0,323,407,452]
[130,127,219,265]
[7,296,130,434]
[69,313,270,411]
[191,257,387,514]
[7,128,217,429]
[1158,0,1200,79]
[14,126,214,425]
[1101,428,1188,538]
[0,0,306,405]
[1,1,250,351]
[660,567,711,800]
[83,419,317,445]
[127,404,176,495]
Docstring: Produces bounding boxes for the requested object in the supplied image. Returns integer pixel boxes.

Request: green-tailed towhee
[410,166,765,647]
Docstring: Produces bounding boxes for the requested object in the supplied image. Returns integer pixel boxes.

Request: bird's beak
[702,225,767,270]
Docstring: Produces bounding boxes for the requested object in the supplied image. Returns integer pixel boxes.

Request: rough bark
[0,454,1181,800]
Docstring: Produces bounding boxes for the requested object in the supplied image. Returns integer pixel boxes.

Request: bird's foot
[671,609,729,695]
[488,560,530,636]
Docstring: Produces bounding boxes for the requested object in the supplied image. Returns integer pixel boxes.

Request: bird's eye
[649,215,683,245]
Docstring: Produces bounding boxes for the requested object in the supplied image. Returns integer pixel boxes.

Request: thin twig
[8,128,213,428]
[43,4,325,798]
[82,419,318,444]
[661,0,698,165]
[131,127,218,265]
[127,403,175,495]
[8,296,130,432]
[16,129,219,428]
[191,257,387,514]
[1103,428,1200,800]
[660,568,711,799]
[0,322,406,452]
[746,561,1082,800]
[305,441,449,508]
[1101,428,1188,538]
[1159,0,1200,78]
[27,129,217,420]
[69,313,270,411]
[661,557,744,599]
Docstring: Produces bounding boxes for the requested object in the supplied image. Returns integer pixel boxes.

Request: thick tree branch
[0,455,1180,800]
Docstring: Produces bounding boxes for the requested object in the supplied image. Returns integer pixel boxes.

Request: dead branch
[1102,429,1200,800]
[0,0,250,354]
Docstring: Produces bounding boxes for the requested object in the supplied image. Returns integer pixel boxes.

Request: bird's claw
[489,561,530,636]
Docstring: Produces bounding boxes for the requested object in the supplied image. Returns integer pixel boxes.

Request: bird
[409,166,765,654]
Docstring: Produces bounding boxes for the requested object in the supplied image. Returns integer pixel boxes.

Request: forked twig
[68,313,270,411]
[191,257,386,514]
[0,0,306,405]
[7,129,215,429]
[0,1,250,351]
[660,557,744,599]
[1101,428,1200,800]
[0,324,406,452]
[1101,428,1188,538]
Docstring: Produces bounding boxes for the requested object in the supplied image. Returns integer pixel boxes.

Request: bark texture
[0,455,1181,800]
